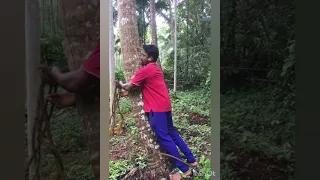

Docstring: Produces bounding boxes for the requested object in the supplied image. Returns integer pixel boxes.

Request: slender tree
[173,0,177,92]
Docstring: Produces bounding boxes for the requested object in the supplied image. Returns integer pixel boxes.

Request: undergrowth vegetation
[220,86,295,180]
[25,83,294,180]
[24,107,95,180]
[108,84,295,180]
[109,89,212,180]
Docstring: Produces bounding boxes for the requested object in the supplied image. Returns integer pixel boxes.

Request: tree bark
[59,0,100,179]
[118,0,172,179]
[26,0,41,179]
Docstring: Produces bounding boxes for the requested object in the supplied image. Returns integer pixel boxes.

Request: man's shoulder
[145,63,161,70]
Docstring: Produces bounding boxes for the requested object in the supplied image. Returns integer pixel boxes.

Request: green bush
[40,33,69,72]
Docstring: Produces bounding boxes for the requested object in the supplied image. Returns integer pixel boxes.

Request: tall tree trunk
[150,0,158,46]
[118,0,172,179]
[26,0,41,179]
[173,0,177,92]
[150,0,162,69]
[59,1,100,179]
[109,0,116,133]
[169,0,175,46]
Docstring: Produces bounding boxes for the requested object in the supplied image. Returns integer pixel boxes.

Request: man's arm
[51,66,97,93]
[117,81,135,91]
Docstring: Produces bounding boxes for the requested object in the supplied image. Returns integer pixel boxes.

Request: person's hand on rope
[118,90,129,97]
[46,92,76,109]
[115,81,123,89]
[38,65,59,86]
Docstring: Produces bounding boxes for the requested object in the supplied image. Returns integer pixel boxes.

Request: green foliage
[115,69,126,82]
[220,0,295,96]
[40,33,69,72]
[160,0,211,89]
[109,160,134,180]
[170,89,211,117]
[196,156,211,180]
[220,87,295,179]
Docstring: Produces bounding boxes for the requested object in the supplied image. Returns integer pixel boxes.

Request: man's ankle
[184,170,191,176]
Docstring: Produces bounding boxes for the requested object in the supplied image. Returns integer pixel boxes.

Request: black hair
[143,45,159,62]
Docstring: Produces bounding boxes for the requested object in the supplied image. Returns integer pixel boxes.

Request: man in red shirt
[117,45,198,179]
[40,42,100,108]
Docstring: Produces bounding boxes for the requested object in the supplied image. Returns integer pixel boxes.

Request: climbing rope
[26,66,65,180]
[109,85,125,136]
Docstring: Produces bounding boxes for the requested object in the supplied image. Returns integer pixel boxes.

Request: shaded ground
[226,147,289,180]
[220,87,295,180]
[188,112,210,125]
[24,108,94,180]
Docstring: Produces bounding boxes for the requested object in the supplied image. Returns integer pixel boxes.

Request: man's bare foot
[46,92,76,108]
[169,169,193,180]
[169,172,181,180]
[184,169,192,177]
[189,161,198,167]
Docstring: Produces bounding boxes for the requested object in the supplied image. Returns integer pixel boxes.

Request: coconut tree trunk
[118,0,172,179]
[150,0,162,69]
[26,0,41,179]
[59,0,100,179]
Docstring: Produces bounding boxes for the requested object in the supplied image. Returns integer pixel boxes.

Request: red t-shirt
[82,43,100,78]
[130,63,172,113]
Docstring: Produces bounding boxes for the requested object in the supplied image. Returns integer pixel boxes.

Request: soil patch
[110,140,133,161]
[227,147,290,180]
[188,113,209,125]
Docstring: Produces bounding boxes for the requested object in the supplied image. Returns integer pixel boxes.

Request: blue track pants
[147,111,196,173]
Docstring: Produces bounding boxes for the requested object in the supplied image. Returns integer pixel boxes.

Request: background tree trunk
[150,0,162,69]
[118,0,172,179]
[169,0,175,46]
[26,0,41,179]
[59,0,100,179]
[173,0,177,92]
[150,0,158,46]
